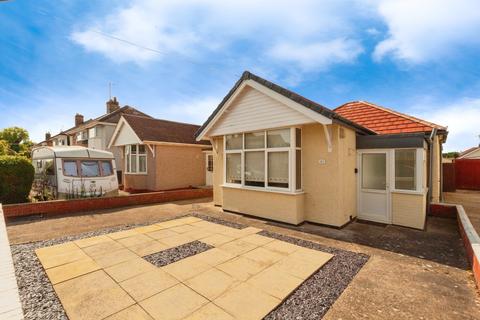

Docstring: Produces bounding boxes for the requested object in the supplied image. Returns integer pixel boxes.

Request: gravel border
[143,241,213,267]
[191,213,246,229]
[10,214,368,320]
[259,230,369,319]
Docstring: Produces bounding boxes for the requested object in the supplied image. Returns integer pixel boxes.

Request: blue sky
[1,0,480,151]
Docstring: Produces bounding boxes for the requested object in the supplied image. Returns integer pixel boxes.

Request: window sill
[221,184,304,195]
[391,189,426,196]
[125,172,148,176]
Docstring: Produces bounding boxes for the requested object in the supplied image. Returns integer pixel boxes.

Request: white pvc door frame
[357,149,392,224]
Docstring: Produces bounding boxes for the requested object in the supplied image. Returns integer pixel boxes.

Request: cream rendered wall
[154,145,205,190]
[462,148,480,159]
[212,137,224,206]
[391,192,426,229]
[222,187,304,224]
[302,123,356,227]
[431,135,441,202]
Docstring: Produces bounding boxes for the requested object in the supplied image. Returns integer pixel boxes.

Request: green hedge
[0,156,34,204]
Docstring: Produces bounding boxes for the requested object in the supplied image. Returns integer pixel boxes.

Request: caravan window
[63,160,78,176]
[81,161,100,177]
[101,161,113,176]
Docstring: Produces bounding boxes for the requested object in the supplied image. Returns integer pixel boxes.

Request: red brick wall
[2,188,212,220]
[429,203,457,218]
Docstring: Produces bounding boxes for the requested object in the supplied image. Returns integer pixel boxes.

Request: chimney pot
[75,113,84,126]
[106,97,120,113]
[45,132,51,141]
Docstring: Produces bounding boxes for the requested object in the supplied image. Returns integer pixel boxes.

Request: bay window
[224,127,302,192]
[125,144,147,174]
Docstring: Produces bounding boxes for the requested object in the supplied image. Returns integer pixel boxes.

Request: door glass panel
[362,153,386,190]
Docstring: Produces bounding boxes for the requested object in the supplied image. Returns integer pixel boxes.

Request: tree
[0,140,11,156]
[0,127,33,158]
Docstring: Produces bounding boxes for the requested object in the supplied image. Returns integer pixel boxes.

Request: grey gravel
[143,240,213,267]
[191,213,246,229]
[259,230,369,320]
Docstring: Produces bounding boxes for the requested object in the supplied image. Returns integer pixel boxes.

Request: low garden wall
[2,188,212,220]
[430,202,480,289]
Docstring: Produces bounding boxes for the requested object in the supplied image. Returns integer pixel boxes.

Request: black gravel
[143,241,213,267]
[259,230,369,320]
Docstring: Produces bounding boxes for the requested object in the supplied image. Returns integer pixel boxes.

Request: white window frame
[223,127,302,194]
[88,127,97,139]
[77,131,87,141]
[125,144,147,175]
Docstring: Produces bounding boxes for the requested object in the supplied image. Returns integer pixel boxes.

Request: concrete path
[7,198,480,319]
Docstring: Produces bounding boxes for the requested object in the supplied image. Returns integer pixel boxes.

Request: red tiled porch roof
[334,101,446,134]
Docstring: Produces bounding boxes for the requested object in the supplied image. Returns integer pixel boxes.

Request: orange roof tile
[334,101,446,135]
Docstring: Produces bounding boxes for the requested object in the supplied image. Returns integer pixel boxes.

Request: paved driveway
[7,198,480,319]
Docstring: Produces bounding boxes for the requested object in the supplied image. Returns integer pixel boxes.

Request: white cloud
[268,39,363,70]
[373,0,480,63]
[157,96,221,125]
[411,97,480,152]
[71,0,364,70]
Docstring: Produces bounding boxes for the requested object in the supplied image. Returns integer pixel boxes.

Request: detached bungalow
[108,114,211,192]
[195,71,447,230]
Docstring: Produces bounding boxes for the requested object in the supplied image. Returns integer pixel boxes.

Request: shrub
[0,156,34,204]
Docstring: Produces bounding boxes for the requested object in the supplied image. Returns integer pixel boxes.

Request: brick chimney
[45,132,51,141]
[106,97,120,113]
[75,113,84,126]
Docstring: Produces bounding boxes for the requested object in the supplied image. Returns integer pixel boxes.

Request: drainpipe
[427,128,437,212]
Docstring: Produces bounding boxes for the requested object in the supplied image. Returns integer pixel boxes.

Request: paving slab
[184,268,239,300]
[183,303,234,320]
[90,248,139,268]
[139,283,208,320]
[105,258,157,282]
[45,258,100,284]
[120,268,178,302]
[214,282,280,320]
[162,256,211,281]
[54,270,135,320]
[105,304,153,320]
[246,265,304,300]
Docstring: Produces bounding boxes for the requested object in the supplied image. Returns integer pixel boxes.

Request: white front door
[205,153,213,186]
[358,150,391,224]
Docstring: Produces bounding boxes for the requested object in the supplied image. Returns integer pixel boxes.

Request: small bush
[0,156,34,204]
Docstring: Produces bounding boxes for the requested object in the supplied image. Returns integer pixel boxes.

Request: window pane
[245,132,265,149]
[139,155,147,173]
[296,150,302,190]
[295,128,301,148]
[131,155,137,173]
[131,145,137,154]
[267,129,290,148]
[64,160,78,176]
[207,155,213,172]
[362,153,386,190]
[226,153,241,184]
[395,149,416,190]
[45,160,55,176]
[245,151,265,187]
[126,153,130,173]
[101,161,113,176]
[268,151,289,188]
[81,161,100,177]
[139,145,146,154]
[88,127,96,138]
[226,134,242,150]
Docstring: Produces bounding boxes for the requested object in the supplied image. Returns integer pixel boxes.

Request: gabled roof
[458,147,480,159]
[334,101,447,135]
[195,71,374,139]
[122,114,210,146]
[62,106,152,135]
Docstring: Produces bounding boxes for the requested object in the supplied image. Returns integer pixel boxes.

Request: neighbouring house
[195,71,447,230]
[36,97,151,184]
[108,114,211,192]
[457,146,480,160]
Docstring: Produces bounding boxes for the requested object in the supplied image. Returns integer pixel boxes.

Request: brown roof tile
[123,114,210,146]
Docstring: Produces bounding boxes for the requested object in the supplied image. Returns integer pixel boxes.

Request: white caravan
[32,146,119,199]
